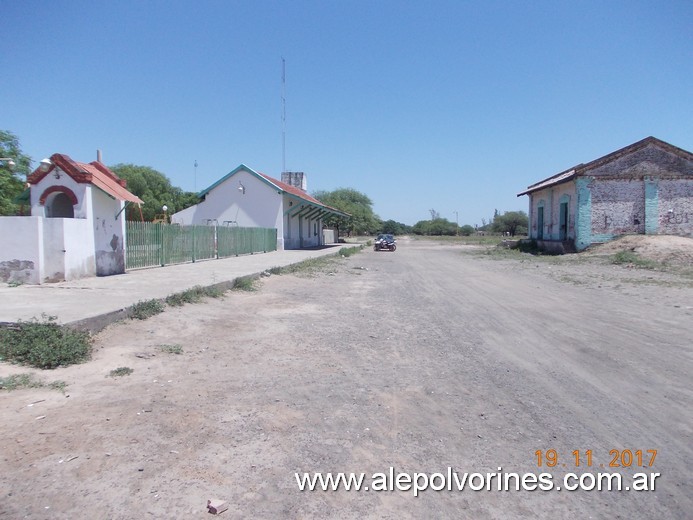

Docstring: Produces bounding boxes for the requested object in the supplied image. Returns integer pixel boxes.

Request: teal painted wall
[644,177,659,235]
[575,177,592,250]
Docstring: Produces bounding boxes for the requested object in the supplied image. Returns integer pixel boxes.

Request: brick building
[517,137,693,251]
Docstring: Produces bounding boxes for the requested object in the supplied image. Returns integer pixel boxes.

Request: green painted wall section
[644,177,659,235]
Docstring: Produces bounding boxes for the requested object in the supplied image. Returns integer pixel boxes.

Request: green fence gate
[126,222,277,270]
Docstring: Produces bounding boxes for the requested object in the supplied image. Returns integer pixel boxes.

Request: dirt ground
[582,234,693,267]
[1,237,691,519]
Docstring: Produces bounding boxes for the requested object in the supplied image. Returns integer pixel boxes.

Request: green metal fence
[126,222,277,270]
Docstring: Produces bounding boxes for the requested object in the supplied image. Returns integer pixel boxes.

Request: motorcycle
[374,234,396,252]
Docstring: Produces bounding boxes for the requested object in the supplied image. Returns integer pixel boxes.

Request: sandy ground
[1,237,691,519]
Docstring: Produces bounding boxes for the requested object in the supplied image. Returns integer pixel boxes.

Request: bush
[0,315,92,369]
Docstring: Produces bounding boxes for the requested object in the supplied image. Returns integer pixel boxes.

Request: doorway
[537,206,544,240]
[47,192,75,218]
[559,202,568,240]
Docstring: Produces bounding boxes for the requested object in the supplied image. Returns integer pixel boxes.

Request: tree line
[1,129,527,236]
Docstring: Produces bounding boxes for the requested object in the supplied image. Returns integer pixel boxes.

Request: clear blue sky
[2,0,692,227]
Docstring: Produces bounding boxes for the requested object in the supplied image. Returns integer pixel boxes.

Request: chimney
[97,149,103,163]
[281,171,307,192]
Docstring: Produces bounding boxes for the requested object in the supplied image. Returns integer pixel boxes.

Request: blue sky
[2,1,692,227]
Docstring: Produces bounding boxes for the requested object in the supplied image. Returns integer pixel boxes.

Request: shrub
[0,315,92,369]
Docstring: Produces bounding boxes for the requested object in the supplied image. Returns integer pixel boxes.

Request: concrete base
[536,239,576,254]
[520,239,576,254]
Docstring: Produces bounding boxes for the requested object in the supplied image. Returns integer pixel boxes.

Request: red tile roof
[28,153,143,204]
[259,173,323,205]
[258,172,349,216]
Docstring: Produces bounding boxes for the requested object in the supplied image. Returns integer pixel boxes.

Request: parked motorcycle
[374,234,396,252]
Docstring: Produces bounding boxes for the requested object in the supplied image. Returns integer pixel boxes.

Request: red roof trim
[39,185,78,205]
[257,172,348,215]
[27,153,142,204]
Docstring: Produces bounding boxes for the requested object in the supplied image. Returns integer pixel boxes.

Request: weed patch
[277,257,335,276]
[0,315,92,369]
[233,276,258,291]
[0,373,68,392]
[108,367,134,377]
[167,285,226,307]
[159,344,184,355]
[166,287,203,306]
[339,245,362,257]
[129,299,165,320]
[611,250,659,269]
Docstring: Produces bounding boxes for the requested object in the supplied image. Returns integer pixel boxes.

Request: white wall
[171,169,285,249]
[63,218,97,280]
[0,217,44,284]
[0,216,95,284]
[41,218,67,283]
[90,186,126,276]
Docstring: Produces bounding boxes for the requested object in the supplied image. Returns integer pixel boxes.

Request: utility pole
[194,160,198,192]
[454,211,459,235]
[281,57,286,173]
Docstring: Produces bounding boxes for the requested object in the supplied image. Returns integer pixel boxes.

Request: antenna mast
[281,57,286,173]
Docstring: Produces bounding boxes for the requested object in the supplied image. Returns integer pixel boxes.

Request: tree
[493,210,529,236]
[312,188,380,236]
[412,217,457,236]
[379,219,410,235]
[0,130,32,216]
[459,224,475,236]
[110,164,199,221]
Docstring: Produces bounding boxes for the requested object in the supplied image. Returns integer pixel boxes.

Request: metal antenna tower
[281,57,286,173]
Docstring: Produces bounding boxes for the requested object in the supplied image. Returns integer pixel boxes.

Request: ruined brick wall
[588,143,693,178]
[658,179,693,236]
[586,142,692,239]
[590,179,645,237]
[524,141,692,246]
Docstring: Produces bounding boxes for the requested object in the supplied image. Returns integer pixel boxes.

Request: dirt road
[1,238,691,519]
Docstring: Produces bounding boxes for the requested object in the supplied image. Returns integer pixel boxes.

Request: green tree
[459,224,475,236]
[379,219,411,235]
[312,188,380,236]
[0,130,33,216]
[412,218,457,236]
[110,164,199,221]
[493,210,529,236]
